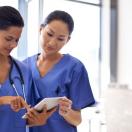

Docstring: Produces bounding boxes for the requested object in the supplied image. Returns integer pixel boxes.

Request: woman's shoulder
[13,58,27,68]
[23,54,38,65]
[13,58,32,74]
[64,54,84,68]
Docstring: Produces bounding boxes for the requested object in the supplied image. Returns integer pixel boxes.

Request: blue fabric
[0,58,39,132]
[24,54,95,132]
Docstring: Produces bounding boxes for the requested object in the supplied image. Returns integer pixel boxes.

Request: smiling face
[40,20,70,56]
[0,26,22,56]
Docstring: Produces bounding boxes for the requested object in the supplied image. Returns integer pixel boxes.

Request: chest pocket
[48,85,69,97]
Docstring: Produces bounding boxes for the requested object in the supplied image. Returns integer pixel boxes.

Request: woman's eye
[58,38,64,41]
[5,38,12,41]
[5,37,19,44]
[47,32,53,37]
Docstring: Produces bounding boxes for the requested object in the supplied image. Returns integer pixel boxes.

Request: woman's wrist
[0,97,4,105]
[0,96,12,105]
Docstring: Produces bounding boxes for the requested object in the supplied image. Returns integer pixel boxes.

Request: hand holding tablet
[22,96,65,119]
[34,96,65,111]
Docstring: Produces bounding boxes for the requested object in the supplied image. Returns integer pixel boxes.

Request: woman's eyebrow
[6,35,14,38]
[47,27,54,33]
[47,27,67,37]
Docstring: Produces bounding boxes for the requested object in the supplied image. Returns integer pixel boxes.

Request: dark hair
[0,6,24,30]
[41,10,74,35]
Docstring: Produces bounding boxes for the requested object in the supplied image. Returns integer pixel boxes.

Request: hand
[10,96,30,112]
[26,105,57,127]
[59,98,81,126]
[58,97,72,117]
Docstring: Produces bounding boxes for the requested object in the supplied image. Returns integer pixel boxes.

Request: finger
[24,104,31,111]
[59,106,69,115]
[59,106,68,111]
[59,105,71,114]
[27,108,38,119]
[10,97,18,109]
[12,97,17,106]
[59,109,66,115]
[40,104,47,114]
[59,102,72,109]
[30,108,38,117]
[26,110,40,124]
[26,120,35,127]
[20,97,30,110]
[43,104,47,112]
[10,103,20,112]
[16,97,21,109]
[26,113,35,123]
[59,98,72,105]
[47,107,57,117]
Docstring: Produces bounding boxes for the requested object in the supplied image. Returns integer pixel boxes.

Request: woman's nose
[9,41,18,48]
[48,38,56,46]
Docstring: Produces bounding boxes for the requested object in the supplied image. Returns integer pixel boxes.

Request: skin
[0,26,28,109]
[0,26,55,126]
[0,26,22,86]
[36,20,82,126]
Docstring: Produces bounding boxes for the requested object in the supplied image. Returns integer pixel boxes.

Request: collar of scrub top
[9,56,26,102]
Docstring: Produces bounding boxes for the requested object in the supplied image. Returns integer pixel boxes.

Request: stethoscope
[9,56,26,102]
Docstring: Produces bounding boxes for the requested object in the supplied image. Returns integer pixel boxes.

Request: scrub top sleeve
[69,63,95,110]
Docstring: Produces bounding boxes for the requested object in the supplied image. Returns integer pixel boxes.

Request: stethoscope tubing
[9,56,26,102]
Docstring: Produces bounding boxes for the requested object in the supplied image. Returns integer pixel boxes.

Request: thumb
[42,104,47,113]
[25,104,31,111]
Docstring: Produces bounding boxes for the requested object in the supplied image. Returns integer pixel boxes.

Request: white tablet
[22,97,65,119]
[34,96,65,111]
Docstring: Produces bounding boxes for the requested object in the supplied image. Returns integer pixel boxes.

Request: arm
[0,96,10,105]
[0,96,29,112]
[61,63,95,126]
[59,98,82,126]
[0,96,17,105]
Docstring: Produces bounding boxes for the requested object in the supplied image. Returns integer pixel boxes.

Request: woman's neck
[0,54,10,64]
[0,55,11,84]
[39,52,62,62]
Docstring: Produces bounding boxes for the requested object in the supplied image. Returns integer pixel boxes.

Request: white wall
[27,0,40,57]
[100,0,110,92]
[118,0,132,89]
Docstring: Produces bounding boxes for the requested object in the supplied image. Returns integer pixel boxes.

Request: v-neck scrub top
[24,54,95,132]
[0,59,39,132]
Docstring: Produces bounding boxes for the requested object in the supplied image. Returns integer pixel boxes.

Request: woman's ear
[39,27,43,33]
[67,36,71,43]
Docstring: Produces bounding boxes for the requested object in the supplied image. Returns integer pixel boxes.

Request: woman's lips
[5,48,12,53]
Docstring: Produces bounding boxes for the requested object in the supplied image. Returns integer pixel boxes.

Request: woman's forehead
[45,21,69,35]
[0,26,22,37]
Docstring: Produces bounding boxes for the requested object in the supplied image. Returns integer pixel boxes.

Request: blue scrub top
[0,58,39,132]
[24,54,95,132]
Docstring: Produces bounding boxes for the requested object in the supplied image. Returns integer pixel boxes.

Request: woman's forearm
[0,97,4,105]
[0,97,8,105]
[0,96,14,105]
[62,109,82,126]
